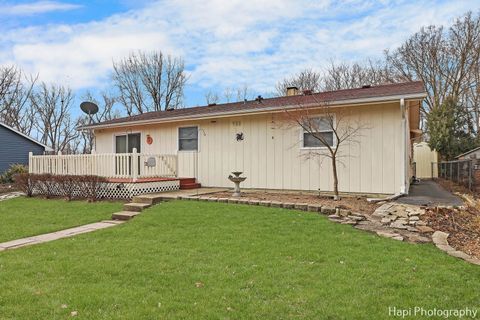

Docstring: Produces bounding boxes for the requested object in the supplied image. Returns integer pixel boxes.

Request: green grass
[0,200,479,319]
[0,197,122,243]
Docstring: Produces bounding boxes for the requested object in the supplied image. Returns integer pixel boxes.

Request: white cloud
[1,0,479,101]
[1,1,81,15]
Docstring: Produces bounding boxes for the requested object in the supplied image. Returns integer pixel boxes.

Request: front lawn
[0,200,479,319]
[0,197,122,243]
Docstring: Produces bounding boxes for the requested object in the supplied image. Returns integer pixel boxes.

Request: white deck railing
[29,150,177,180]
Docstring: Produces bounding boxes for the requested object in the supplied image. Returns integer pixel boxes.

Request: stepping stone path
[360,202,432,243]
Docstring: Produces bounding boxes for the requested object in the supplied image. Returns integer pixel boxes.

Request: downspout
[400,98,408,194]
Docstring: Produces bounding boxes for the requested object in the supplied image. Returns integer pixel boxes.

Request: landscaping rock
[217,198,229,203]
[248,200,259,205]
[390,221,407,230]
[448,250,472,260]
[338,209,351,217]
[341,220,357,225]
[321,206,336,214]
[381,217,393,224]
[348,215,364,221]
[432,231,449,246]
[227,198,238,204]
[405,234,430,243]
[270,201,283,208]
[207,198,218,202]
[258,200,271,207]
[416,226,434,233]
[282,203,295,209]
[237,199,250,204]
[307,204,322,212]
[349,212,365,218]
[376,231,404,241]
[294,203,308,211]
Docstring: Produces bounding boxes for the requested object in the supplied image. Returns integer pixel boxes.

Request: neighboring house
[0,122,50,173]
[80,81,426,195]
[456,147,480,161]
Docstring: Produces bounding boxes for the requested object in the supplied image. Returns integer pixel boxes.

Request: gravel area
[211,191,380,214]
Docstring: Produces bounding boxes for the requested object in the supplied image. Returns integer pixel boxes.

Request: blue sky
[1,0,480,113]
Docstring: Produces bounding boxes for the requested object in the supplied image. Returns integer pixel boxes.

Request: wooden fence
[29,149,177,180]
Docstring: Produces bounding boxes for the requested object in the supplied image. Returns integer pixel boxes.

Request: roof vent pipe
[286,86,299,96]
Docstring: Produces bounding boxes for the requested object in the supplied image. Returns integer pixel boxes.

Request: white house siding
[94,101,405,195]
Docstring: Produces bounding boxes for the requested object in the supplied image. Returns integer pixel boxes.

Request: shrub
[35,174,55,198]
[53,175,81,201]
[1,164,28,184]
[78,175,107,202]
[13,173,36,197]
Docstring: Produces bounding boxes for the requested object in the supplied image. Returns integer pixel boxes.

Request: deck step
[179,177,197,184]
[180,183,201,190]
[132,195,165,205]
[123,202,152,212]
[112,211,141,221]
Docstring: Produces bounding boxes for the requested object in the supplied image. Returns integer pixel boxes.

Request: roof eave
[79,92,427,130]
[0,122,52,151]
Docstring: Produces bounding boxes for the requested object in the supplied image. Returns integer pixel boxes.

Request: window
[178,126,198,151]
[115,133,141,153]
[302,117,334,148]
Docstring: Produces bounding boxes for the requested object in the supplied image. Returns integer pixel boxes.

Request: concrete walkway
[0,220,124,252]
[0,191,24,202]
[396,180,463,207]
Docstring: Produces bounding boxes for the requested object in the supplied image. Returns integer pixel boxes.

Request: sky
[1,0,480,112]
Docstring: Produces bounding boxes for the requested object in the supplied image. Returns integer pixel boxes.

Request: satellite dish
[80,101,99,116]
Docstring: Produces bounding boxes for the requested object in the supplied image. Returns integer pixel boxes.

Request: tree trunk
[332,156,340,200]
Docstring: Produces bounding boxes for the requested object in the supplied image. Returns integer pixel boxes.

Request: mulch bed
[423,206,480,259]
[211,191,380,214]
[0,183,18,195]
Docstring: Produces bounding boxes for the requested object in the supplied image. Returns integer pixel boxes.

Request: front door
[115,133,141,176]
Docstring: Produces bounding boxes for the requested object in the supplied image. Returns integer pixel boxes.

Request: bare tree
[385,12,480,118]
[284,100,367,200]
[322,59,396,91]
[235,84,253,102]
[204,85,253,105]
[0,65,18,100]
[204,90,220,105]
[276,68,322,96]
[30,83,78,153]
[0,66,37,134]
[112,51,187,115]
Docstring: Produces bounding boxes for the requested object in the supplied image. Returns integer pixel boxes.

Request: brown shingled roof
[83,81,425,129]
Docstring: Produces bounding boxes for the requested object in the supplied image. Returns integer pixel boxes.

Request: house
[456,147,480,161]
[0,122,51,173]
[74,81,426,196]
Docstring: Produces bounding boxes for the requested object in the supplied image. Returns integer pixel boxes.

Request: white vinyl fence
[29,149,177,180]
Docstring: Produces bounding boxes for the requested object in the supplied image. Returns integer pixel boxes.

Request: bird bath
[228,172,246,197]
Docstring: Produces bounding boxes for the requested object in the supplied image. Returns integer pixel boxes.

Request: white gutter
[79,92,427,130]
[400,98,408,195]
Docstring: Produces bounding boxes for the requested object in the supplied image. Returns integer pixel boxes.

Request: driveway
[396,180,463,207]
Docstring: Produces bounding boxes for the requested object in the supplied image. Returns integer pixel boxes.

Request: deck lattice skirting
[33,180,180,199]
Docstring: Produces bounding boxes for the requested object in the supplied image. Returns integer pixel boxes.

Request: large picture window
[302,117,334,148]
[178,126,198,151]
